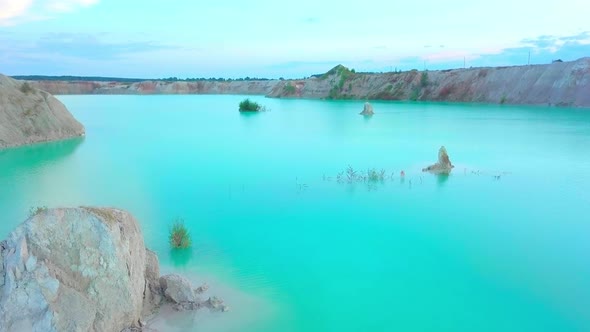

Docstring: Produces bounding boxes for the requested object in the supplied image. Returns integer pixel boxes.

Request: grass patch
[337,68,353,90]
[20,82,34,94]
[336,166,389,183]
[328,86,339,99]
[169,218,192,249]
[367,168,386,182]
[409,87,421,101]
[323,65,355,99]
[283,83,296,95]
[29,206,47,217]
[82,207,120,225]
[322,65,349,78]
[23,108,35,117]
[346,165,358,182]
[420,72,429,87]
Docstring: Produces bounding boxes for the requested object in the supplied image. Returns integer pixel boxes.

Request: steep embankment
[269,58,590,107]
[21,57,590,107]
[32,79,277,95]
[0,74,85,149]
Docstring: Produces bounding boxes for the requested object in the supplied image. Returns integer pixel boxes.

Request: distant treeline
[12,75,277,82]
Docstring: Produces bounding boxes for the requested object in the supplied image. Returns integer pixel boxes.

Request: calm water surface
[1,95,590,331]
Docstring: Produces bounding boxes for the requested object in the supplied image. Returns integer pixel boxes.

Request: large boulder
[0,208,147,331]
[359,102,374,116]
[422,146,454,173]
[0,74,85,149]
[159,274,198,304]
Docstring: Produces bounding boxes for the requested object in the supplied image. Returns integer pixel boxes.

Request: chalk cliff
[21,57,590,108]
[269,57,590,107]
[32,79,277,96]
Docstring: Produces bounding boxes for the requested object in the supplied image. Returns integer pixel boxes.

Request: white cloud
[0,0,34,25]
[0,0,98,25]
[46,0,99,13]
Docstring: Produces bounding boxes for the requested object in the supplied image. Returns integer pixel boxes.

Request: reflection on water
[437,173,450,186]
[170,248,194,267]
[0,137,84,177]
[0,137,84,237]
[239,111,262,120]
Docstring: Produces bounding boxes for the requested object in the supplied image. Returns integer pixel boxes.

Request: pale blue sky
[1,0,589,78]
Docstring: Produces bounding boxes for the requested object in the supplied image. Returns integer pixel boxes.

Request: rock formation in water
[422,146,454,173]
[0,207,226,332]
[360,102,374,116]
[0,74,85,149]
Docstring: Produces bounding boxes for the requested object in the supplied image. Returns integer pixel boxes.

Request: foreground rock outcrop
[0,207,225,332]
[360,102,374,116]
[423,146,454,174]
[0,74,85,149]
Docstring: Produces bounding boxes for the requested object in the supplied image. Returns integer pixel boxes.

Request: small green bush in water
[367,168,386,182]
[169,218,192,249]
[239,99,262,112]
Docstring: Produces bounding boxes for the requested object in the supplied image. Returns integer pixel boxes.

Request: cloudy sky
[0,0,589,78]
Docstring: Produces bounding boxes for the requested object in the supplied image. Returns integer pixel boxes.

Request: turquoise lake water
[1,95,590,331]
